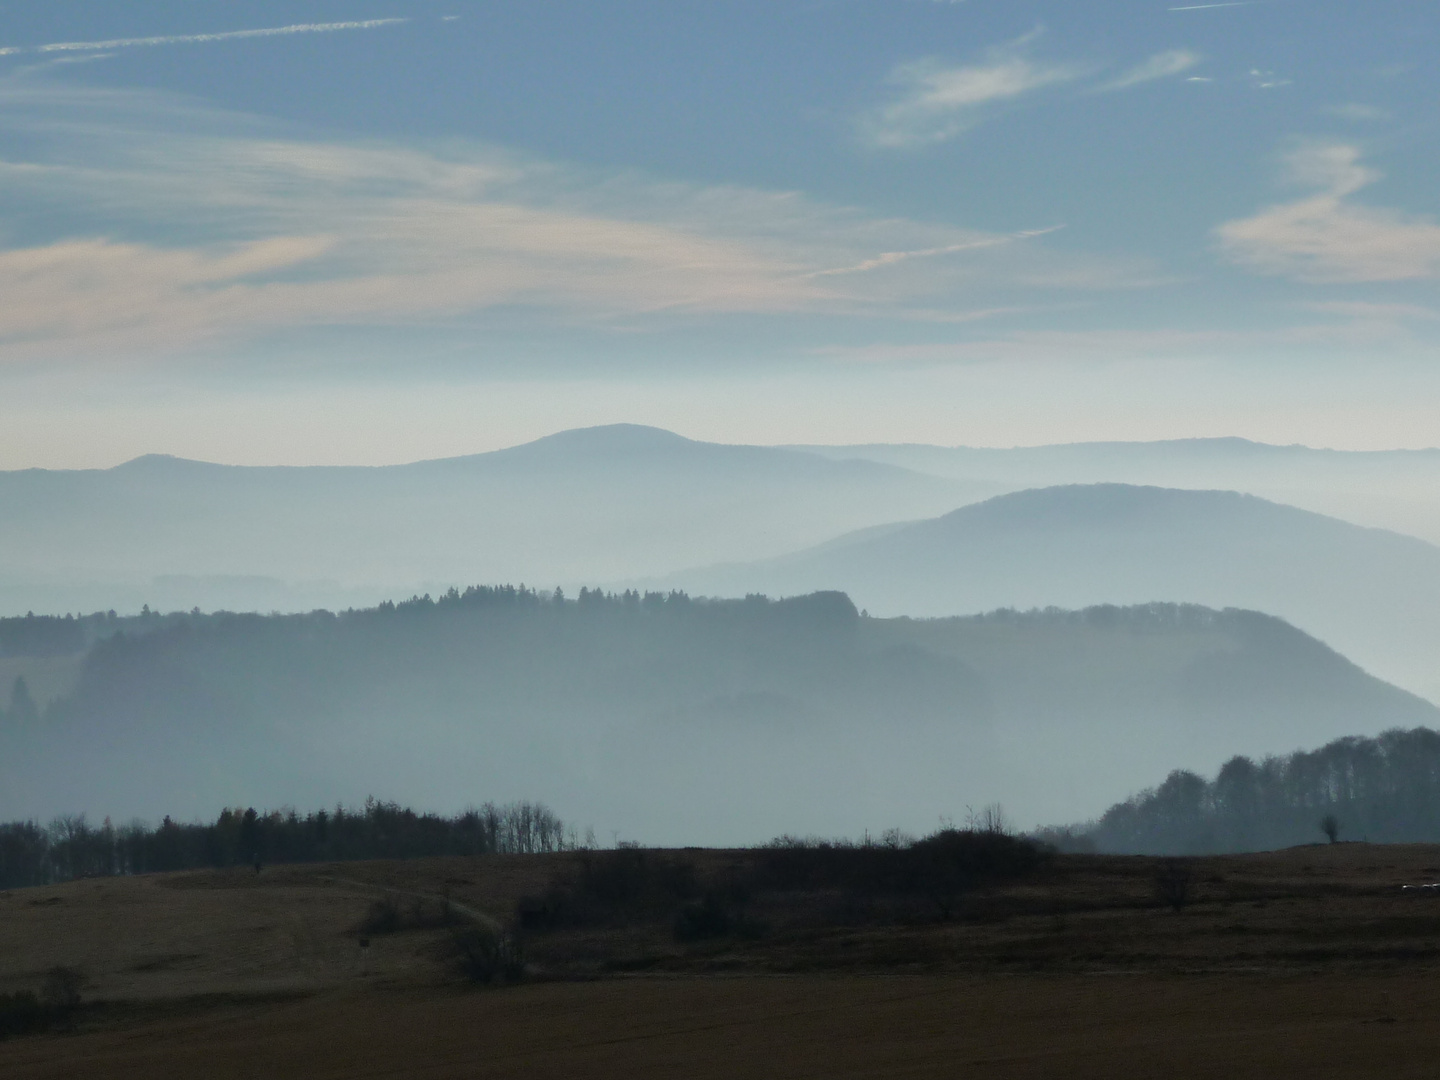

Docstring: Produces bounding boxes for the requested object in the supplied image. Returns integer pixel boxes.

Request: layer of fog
[2,595,1432,845]
[657,484,1440,705]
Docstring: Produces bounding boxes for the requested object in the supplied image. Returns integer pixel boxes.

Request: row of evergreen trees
[0,588,729,664]
[1086,727,1440,854]
[0,799,569,889]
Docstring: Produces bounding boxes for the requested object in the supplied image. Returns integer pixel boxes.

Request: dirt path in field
[316,875,504,932]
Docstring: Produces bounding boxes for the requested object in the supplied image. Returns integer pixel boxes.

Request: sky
[0,0,1436,467]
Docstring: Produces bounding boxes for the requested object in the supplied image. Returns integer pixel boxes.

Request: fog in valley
[4,424,1440,847]
[0,426,984,616]
[5,5,1440,1071]
[796,439,1440,548]
[661,482,1440,703]
[2,587,1434,846]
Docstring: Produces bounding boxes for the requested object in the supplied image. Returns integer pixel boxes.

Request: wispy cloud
[1169,3,1259,10]
[0,19,407,58]
[1217,143,1440,282]
[807,226,1064,277]
[0,83,1137,362]
[857,32,1088,148]
[1096,50,1201,92]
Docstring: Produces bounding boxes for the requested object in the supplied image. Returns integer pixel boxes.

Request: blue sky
[0,1,1436,465]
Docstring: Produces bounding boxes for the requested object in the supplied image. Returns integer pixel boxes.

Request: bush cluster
[0,967,84,1041]
[516,827,1050,945]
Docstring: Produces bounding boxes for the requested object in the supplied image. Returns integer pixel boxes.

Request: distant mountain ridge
[659,483,1440,703]
[0,425,988,615]
[793,436,1440,545]
[5,423,1440,712]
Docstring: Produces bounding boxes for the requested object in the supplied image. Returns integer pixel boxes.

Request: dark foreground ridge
[8,838,1440,1075]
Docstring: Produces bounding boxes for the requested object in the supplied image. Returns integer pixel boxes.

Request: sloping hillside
[2,591,1431,841]
[795,437,1440,545]
[0,425,984,615]
[663,484,1440,702]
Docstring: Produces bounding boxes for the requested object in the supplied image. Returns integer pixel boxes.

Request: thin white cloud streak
[1218,143,1440,282]
[807,226,1064,277]
[0,19,407,58]
[858,33,1087,148]
[1096,50,1201,92]
[861,38,1206,146]
[1169,3,1257,10]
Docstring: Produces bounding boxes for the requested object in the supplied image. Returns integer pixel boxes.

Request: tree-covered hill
[661,483,1440,702]
[2,590,1432,844]
[1075,728,1440,854]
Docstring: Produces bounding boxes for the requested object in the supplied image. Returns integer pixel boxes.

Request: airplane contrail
[808,226,1065,278]
[1169,3,1258,9]
[0,19,408,57]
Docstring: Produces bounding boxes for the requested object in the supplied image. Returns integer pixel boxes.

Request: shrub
[1320,814,1341,844]
[753,829,1049,910]
[451,926,525,984]
[673,893,736,941]
[1154,859,1193,912]
[0,968,84,1041]
[0,992,48,1040]
[521,849,700,929]
[359,893,403,935]
[41,966,84,1011]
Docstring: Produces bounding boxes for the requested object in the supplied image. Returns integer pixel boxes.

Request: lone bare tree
[1319,814,1340,844]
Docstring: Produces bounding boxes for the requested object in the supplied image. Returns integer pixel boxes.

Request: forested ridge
[2,588,1434,843]
[1075,728,1440,855]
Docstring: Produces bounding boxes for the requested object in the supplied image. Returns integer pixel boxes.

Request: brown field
[7,841,1440,1077]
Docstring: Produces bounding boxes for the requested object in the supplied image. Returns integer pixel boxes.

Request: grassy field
[5,841,1440,1076]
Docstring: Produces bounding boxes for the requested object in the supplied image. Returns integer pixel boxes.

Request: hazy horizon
[3,3,1438,847]
[4,7,1439,1072]
[1,2,1438,468]
[8,424,1440,473]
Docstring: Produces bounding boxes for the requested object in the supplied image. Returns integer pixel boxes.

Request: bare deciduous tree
[1319,814,1340,844]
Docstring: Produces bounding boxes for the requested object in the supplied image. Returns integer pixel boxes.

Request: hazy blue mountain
[0,425,986,616]
[1,592,1431,844]
[793,438,1440,546]
[661,484,1440,703]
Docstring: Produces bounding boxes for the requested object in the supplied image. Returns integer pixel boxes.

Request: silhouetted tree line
[516,826,1049,942]
[1081,727,1440,854]
[0,589,710,664]
[0,613,89,657]
[0,608,170,659]
[970,601,1236,631]
[0,587,858,725]
[0,799,566,889]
